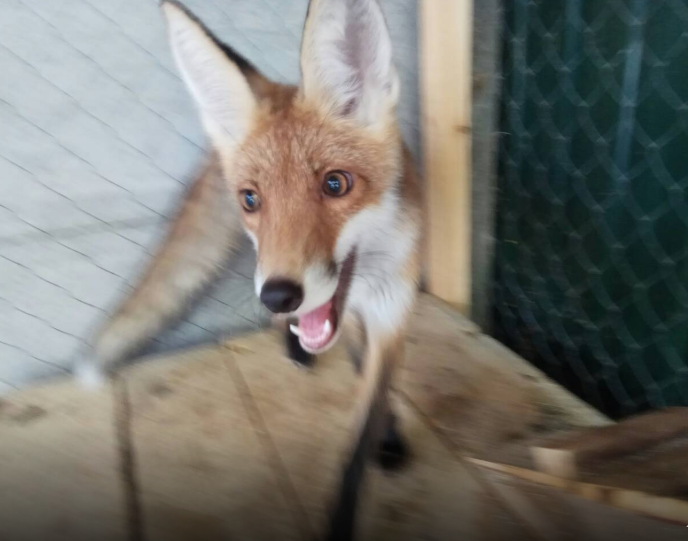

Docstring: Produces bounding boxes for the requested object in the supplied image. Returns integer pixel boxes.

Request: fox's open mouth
[289,251,356,354]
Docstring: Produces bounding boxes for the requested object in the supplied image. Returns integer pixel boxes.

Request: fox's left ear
[161,1,256,151]
[300,0,399,128]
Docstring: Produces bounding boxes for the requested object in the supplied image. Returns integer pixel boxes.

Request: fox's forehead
[233,102,397,188]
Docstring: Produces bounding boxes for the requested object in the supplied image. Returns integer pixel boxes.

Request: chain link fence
[493,0,688,419]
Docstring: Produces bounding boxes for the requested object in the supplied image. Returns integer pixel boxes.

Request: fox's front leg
[324,331,405,541]
[343,314,409,469]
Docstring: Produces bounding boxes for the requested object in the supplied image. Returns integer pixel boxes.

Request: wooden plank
[357,399,534,541]
[420,0,474,313]
[397,296,688,527]
[591,440,688,497]
[125,347,304,541]
[398,295,607,462]
[228,331,528,540]
[531,407,688,480]
[225,331,360,535]
[0,380,127,541]
[4,293,672,541]
[476,465,688,541]
[477,469,566,541]
[469,458,688,525]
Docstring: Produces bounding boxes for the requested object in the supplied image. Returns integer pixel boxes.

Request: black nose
[260,279,304,313]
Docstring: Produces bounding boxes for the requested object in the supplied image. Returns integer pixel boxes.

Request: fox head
[162,0,406,352]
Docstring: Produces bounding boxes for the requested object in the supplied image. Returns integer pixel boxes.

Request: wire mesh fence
[493,0,688,418]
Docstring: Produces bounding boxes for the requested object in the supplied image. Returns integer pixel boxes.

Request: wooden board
[398,296,608,460]
[227,330,534,541]
[225,332,359,536]
[0,381,127,541]
[123,346,304,541]
[531,407,688,480]
[399,297,688,529]
[1,294,682,541]
[420,0,474,312]
[469,454,688,526]
[357,399,531,541]
[475,466,688,541]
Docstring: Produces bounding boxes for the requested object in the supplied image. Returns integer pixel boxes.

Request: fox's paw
[74,360,107,390]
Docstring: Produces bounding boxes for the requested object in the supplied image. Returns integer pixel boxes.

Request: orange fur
[229,96,403,279]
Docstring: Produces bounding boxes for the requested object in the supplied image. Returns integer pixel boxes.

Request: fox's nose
[260,279,304,313]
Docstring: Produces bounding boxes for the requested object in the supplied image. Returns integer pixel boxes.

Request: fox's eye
[323,171,353,197]
[240,190,261,212]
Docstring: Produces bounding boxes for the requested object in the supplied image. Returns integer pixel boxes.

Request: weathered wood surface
[531,407,688,480]
[1,294,683,540]
[0,381,127,541]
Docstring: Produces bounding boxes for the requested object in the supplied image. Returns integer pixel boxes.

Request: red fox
[78,0,422,538]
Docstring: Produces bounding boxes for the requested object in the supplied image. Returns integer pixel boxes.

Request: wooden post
[420,0,474,316]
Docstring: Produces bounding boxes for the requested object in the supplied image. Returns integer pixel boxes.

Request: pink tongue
[299,299,333,339]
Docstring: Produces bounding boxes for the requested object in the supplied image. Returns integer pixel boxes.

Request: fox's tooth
[323,319,332,336]
[289,324,302,337]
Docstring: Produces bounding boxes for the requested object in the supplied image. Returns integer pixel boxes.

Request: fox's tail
[77,153,241,385]
[74,35,271,387]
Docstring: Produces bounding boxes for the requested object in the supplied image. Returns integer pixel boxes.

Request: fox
[77,0,423,539]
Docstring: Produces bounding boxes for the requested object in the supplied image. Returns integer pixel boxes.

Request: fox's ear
[161,1,256,150]
[299,0,399,127]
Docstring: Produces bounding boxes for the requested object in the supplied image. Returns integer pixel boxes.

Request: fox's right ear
[299,0,399,128]
[161,1,256,151]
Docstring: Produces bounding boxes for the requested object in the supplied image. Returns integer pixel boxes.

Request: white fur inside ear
[162,2,255,148]
[300,0,398,125]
